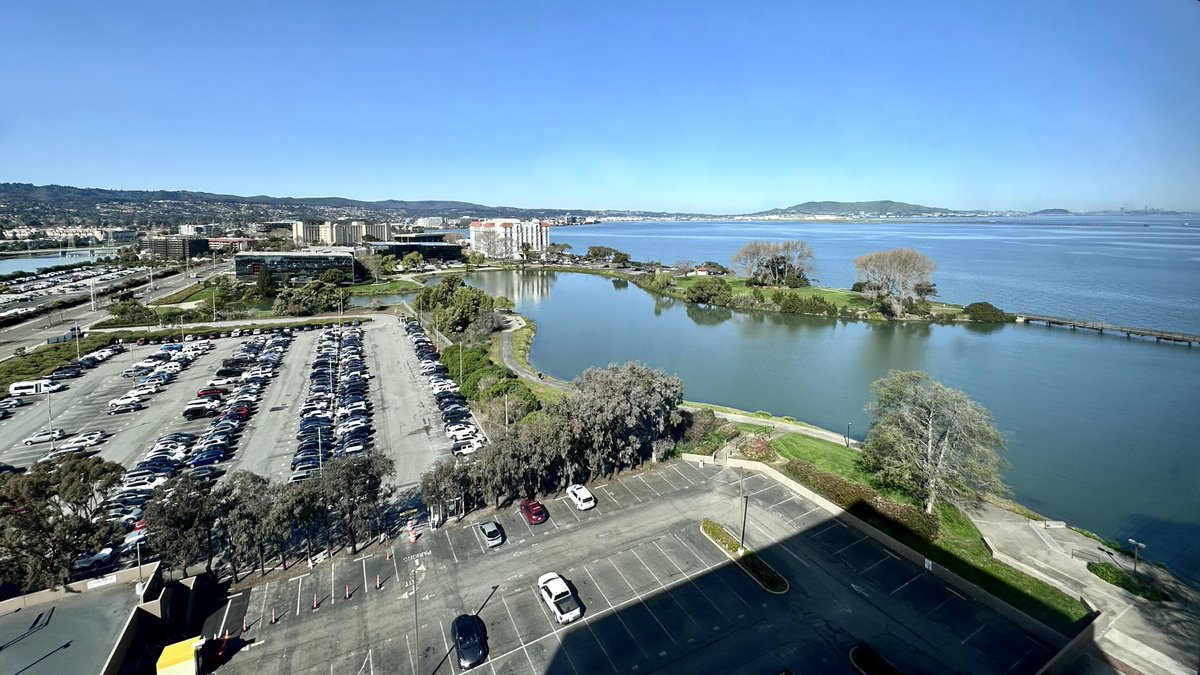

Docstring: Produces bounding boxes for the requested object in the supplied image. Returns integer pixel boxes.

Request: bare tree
[859,370,1008,514]
[730,240,814,286]
[853,248,936,308]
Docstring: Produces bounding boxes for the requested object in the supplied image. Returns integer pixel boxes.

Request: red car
[519,498,548,525]
[196,387,229,398]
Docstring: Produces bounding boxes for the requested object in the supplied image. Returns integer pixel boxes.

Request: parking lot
[210,461,1056,675]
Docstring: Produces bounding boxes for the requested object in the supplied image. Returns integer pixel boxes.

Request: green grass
[734,422,773,435]
[701,518,788,593]
[348,278,422,295]
[149,282,209,305]
[1086,562,1171,602]
[673,275,877,309]
[771,432,876,484]
[1069,526,1123,552]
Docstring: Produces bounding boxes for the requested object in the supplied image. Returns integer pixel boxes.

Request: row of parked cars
[291,326,373,484]
[404,320,484,456]
[108,341,213,415]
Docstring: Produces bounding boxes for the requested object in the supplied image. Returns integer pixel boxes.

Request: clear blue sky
[4,1,1199,213]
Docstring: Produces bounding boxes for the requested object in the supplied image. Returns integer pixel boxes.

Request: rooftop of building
[0,582,140,675]
[234,250,354,258]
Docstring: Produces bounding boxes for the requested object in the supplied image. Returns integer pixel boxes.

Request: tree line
[420,362,682,516]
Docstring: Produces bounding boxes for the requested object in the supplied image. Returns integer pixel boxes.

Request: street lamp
[846,422,852,448]
[1128,538,1146,574]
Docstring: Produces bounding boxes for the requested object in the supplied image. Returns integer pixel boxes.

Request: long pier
[1015,313,1197,346]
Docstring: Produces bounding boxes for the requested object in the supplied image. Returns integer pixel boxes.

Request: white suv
[566,485,596,510]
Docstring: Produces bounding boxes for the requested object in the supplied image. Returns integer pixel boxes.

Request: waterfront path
[496,321,1199,675]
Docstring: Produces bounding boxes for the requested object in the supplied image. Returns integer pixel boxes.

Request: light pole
[74,327,81,361]
[46,389,56,451]
[846,422,852,448]
[1128,538,1146,574]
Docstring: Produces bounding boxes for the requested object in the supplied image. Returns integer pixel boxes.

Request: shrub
[773,291,835,315]
[1086,562,1171,602]
[741,437,775,462]
[781,460,940,542]
[963,301,1006,323]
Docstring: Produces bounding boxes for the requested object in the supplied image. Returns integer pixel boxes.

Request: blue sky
[3,1,1198,213]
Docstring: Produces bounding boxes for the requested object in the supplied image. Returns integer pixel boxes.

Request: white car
[23,428,67,445]
[538,573,583,624]
[62,430,106,448]
[447,427,481,442]
[72,547,117,571]
[207,376,237,387]
[109,394,142,409]
[130,384,160,397]
[566,484,596,511]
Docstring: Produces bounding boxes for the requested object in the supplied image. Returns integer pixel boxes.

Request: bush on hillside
[963,301,1006,323]
[781,460,940,542]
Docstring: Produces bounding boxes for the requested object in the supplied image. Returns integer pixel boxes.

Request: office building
[233,251,356,284]
[142,236,209,260]
[468,219,550,259]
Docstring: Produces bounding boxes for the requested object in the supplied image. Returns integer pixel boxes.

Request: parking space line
[405,634,416,675]
[446,529,460,563]
[470,523,488,551]
[217,592,242,636]
[559,499,582,522]
[859,555,892,574]
[671,464,696,485]
[611,479,639,503]
[747,483,776,497]
[630,548,704,631]
[654,470,679,491]
[788,506,821,524]
[607,559,677,645]
[960,624,985,645]
[518,510,536,535]
[583,566,650,660]
[439,619,460,675]
[749,522,810,568]
[835,535,869,554]
[924,596,951,616]
[653,541,730,622]
[362,558,369,598]
[392,547,400,582]
[597,484,621,507]
[946,586,967,601]
[810,521,844,536]
[637,475,661,497]
[331,561,336,605]
[500,596,539,673]
[890,572,922,596]
[1006,645,1037,673]
[258,581,269,628]
[768,494,795,509]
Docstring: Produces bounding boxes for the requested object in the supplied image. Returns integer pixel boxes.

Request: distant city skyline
[4,1,1199,213]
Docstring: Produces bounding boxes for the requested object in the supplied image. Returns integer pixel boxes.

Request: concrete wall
[0,562,162,614]
[682,453,1084,650]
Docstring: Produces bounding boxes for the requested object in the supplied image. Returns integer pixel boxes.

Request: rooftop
[0,582,140,675]
[234,250,354,258]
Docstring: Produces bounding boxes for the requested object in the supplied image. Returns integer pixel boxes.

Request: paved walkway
[965,501,1199,675]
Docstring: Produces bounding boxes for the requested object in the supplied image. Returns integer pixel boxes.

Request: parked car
[519,498,548,525]
[566,484,596,511]
[479,521,504,548]
[537,573,583,624]
[23,428,66,445]
[452,613,488,670]
[72,547,118,571]
[108,402,144,415]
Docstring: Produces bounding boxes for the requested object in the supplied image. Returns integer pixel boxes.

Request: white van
[9,379,52,396]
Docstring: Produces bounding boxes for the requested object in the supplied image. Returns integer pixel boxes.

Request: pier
[1015,313,1197,346]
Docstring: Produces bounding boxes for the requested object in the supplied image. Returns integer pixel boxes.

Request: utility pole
[738,467,747,555]
[846,422,852,448]
[46,389,56,451]
[1128,538,1146,574]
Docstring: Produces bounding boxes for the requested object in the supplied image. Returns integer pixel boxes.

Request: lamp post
[1128,538,1146,574]
[846,422,852,448]
[46,389,56,451]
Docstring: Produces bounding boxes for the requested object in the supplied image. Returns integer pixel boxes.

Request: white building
[292,221,322,245]
[415,216,446,229]
[468,219,551,259]
[362,221,393,242]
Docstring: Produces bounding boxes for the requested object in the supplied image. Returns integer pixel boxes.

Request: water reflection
[611,278,629,291]
[685,303,732,326]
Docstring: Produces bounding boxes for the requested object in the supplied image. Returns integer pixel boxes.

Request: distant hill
[746,200,952,218]
[1030,208,1073,216]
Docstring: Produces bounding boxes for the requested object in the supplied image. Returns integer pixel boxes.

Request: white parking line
[810,521,844,536]
[500,595,539,673]
[671,464,696,486]
[788,506,821,524]
[769,494,795,509]
[257,582,269,628]
[654,470,679,491]
[617,479,642,503]
[1005,645,1036,673]
[637,475,661,497]
[217,592,242,635]
[439,619,460,675]
[331,561,336,605]
[583,566,650,660]
[860,555,892,574]
[749,522,811,568]
[671,533,753,610]
[445,529,460,563]
[558,499,582,522]
[470,523,488,551]
[630,548,704,631]
[653,541,729,622]
[835,535,868,554]
[405,633,416,675]
[597,484,621,507]
[961,624,985,644]
[607,559,677,645]
[890,572,922,596]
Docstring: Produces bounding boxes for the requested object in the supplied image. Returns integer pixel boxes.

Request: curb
[699,522,789,595]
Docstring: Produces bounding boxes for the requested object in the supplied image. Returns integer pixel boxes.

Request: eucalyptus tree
[859,370,1008,514]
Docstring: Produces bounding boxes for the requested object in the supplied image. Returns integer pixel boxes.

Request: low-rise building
[142,236,209,260]
[234,250,356,284]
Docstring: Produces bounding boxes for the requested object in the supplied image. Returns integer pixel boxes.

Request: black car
[108,402,144,415]
[0,461,25,475]
[183,407,218,420]
[452,614,487,669]
[159,433,198,443]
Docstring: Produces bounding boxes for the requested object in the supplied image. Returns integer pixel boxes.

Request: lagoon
[469,269,1200,583]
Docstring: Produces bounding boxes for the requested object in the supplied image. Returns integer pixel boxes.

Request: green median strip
[700,518,788,594]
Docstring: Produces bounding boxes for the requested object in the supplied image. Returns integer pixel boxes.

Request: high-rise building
[468,219,550,259]
[292,221,322,245]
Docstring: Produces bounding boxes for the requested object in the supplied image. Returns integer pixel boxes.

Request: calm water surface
[547,216,1200,334]
[0,251,108,276]
[470,270,1200,583]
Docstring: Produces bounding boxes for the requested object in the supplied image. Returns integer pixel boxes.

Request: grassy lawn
[349,278,422,295]
[1086,562,1171,602]
[149,282,208,305]
[771,432,874,483]
[673,275,877,310]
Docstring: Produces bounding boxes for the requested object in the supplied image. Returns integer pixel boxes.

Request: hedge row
[781,459,940,542]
